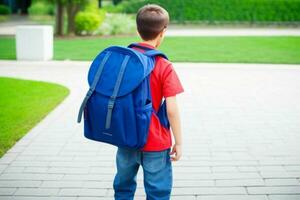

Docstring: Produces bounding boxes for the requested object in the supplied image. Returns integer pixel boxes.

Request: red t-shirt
[133,43,184,151]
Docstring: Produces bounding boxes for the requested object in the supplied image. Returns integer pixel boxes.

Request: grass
[0,15,9,22]
[0,36,300,64]
[0,77,69,157]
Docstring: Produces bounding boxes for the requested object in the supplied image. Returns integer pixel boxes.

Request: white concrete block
[16,26,53,61]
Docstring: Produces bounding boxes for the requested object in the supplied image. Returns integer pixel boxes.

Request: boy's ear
[160,28,166,38]
[136,30,141,38]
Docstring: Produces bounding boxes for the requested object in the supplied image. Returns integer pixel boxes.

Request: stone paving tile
[247,186,300,194]
[211,166,239,172]
[284,166,300,171]
[23,167,49,173]
[0,180,42,188]
[0,173,64,181]
[58,188,108,197]
[62,174,113,181]
[268,195,300,200]
[0,61,300,199]
[197,195,268,200]
[215,179,265,186]
[264,179,300,186]
[3,166,25,173]
[171,187,247,195]
[40,181,84,188]
[0,197,13,200]
[82,181,112,189]
[14,188,60,196]
[8,161,50,167]
[0,153,18,164]
[257,166,286,172]
[173,180,215,187]
[47,167,90,174]
[171,196,197,200]
[76,198,112,200]
[0,165,8,174]
[259,171,298,179]
[0,188,17,195]
[11,197,77,200]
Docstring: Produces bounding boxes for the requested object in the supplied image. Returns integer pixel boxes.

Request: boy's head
[136,4,169,42]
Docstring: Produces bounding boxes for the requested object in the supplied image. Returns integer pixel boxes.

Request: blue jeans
[113,147,172,200]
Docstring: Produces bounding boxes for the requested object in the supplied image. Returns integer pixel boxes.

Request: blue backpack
[77,43,170,149]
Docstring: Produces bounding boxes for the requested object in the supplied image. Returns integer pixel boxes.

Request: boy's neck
[141,40,159,48]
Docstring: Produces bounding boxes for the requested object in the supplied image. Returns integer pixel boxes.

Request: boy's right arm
[166,96,182,161]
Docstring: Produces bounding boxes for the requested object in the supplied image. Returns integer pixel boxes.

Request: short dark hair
[136,4,169,41]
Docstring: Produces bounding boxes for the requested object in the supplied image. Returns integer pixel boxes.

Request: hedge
[116,0,300,23]
[0,5,11,15]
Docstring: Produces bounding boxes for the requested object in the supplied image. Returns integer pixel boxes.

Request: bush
[84,0,101,12]
[116,0,300,23]
[0,5,11,15]
[97,13,136,36]
[75,10,105,35]
[28,2,54,16]
[113,0,123,5]
[103,4,125,13]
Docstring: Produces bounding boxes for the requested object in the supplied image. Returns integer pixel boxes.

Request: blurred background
[0,0,299,63]
[1,0,300,35]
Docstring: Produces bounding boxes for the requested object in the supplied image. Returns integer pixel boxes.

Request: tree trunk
[56,2,64,36]
[67,1,80,35]
[98,0,102,8]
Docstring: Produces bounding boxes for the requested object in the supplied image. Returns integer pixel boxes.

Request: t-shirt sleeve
[162,63,184,97]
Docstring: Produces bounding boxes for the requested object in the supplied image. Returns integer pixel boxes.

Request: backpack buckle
[108,101,114,109]
[87,89,93,97]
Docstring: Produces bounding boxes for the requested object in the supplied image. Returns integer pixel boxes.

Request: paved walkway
[1,16,300,36]
[0,61,300,200]
[0,15,37,36]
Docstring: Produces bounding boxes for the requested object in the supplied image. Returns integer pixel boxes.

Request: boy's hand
[170,144,182,161]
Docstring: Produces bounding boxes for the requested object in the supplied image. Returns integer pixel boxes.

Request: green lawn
[0,77,69,157]
[0,36,300,64]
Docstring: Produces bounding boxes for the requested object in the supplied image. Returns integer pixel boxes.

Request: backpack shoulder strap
[77,51,112,123]
[144,50,168,60]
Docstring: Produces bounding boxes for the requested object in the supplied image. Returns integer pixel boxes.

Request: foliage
[115,0,300,23]
[112,0,123,5]
[0,77,69,157]
[75,9,105,35]
[97,13,136,36]
[28,1,55,16]
[84,0,101,12]
[0,4,11,15]
[102,3,125,13]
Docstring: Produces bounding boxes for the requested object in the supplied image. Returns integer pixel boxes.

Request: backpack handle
[128,43,153,50]
[128,43,168,60]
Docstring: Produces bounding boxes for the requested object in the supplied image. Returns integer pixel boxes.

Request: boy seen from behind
[113,4,184,200]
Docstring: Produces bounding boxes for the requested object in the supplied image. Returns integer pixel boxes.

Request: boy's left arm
[166,96,182,161]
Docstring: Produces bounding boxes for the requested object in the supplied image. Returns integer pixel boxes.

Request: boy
[113,4,184,200]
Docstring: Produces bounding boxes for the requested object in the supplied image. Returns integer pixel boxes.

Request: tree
[52,0,88,36]
[66,0,81,35]
[55,0,65,36]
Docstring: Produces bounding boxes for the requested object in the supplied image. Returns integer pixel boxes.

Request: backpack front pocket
[135,102,153,148]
